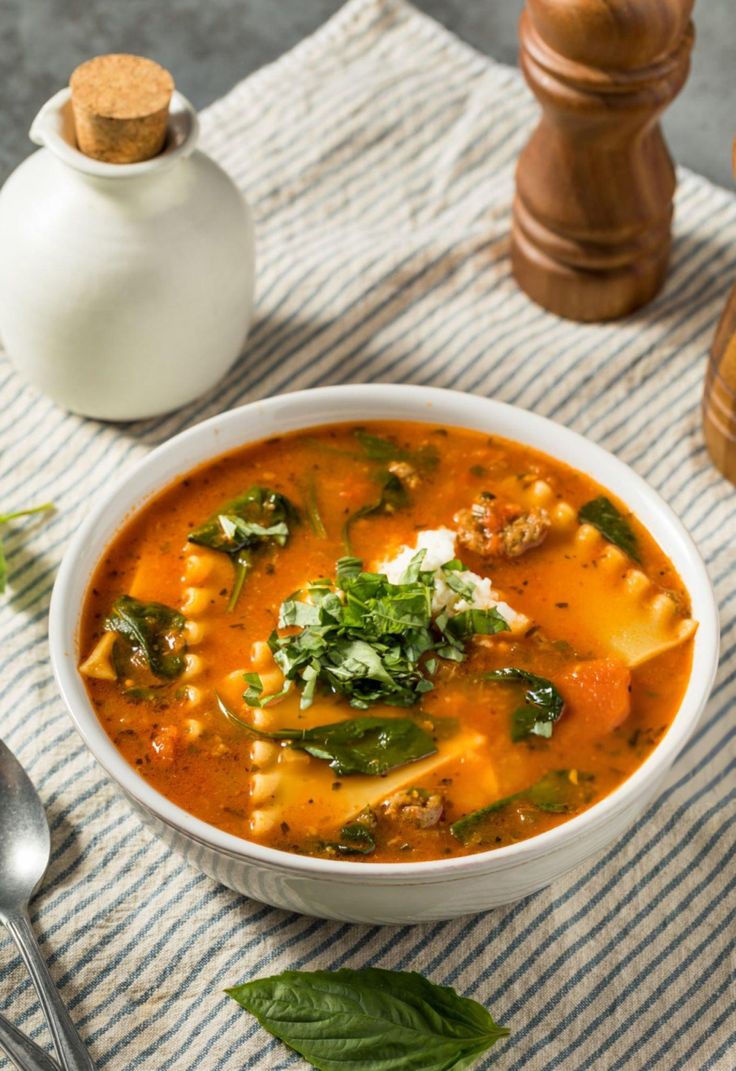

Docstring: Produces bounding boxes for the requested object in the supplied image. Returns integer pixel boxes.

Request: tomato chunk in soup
[79,422,695,862]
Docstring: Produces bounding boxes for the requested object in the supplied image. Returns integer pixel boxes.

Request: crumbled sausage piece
[501,510,551,557]
[455,493,550,559]
[382,788,444,828]
[150,725,179,765]
[387,460,420,489]
[353,806,377,829]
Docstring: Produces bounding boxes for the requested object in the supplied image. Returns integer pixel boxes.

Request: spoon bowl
[0,739,50,912]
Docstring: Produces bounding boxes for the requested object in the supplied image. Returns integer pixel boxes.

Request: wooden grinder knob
[702,140,736,484]
[511,0,694,322]
[70,54,174,164]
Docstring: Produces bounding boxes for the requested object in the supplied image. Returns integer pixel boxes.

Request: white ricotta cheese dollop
[376,527,528,634]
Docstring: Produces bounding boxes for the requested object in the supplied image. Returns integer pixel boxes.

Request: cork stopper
[70,54,174,164]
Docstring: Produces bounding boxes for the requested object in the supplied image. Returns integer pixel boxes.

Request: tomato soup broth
[79,422,695,862]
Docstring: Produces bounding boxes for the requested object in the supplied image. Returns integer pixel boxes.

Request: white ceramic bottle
[0,89,255,421]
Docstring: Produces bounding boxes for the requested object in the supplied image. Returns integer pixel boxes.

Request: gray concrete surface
[1,0,733,189]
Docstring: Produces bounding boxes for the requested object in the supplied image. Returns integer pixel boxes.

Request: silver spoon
[0,1009,59,1071]
[0,738,96,1070]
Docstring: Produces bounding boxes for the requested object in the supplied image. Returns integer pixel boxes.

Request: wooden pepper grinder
[511,0,694,322]
[703,141,736,483]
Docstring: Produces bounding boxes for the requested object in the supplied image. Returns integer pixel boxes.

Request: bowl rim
[49,384,720,883]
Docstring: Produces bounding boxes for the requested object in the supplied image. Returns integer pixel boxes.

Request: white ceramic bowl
[49,385,719,924]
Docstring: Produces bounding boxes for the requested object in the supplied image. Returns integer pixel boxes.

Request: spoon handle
[0,1011,61,1071]
[0,1011,60,1071]
[3,910,96,1071]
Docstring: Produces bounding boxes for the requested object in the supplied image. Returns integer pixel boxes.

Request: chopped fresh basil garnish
[578,496,640,562]
[451,769,594,844]
[188,486,297,610]
[0,502,54,594]
[226,967,509,1070]
[216,696,437,776]
[482,667,564,741]
[438,607,509,646]
[104,595,187,680]
[440,559,476,601]
[245,553,508,710]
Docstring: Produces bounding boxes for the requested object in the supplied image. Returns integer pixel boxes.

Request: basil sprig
[217,695,437,777]
[188,485,297,610]
[226,968,509,1071]
[104,595,187,680]
[483,667,564,741]
[578,496,640,562]
[451,769,594,845]
[247,552,508,710]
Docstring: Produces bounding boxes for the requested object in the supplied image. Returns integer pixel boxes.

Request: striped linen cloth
[0,0,734,1067]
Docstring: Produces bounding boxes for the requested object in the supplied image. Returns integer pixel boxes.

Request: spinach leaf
[104,595,187,679]
[354,430,439,472]
[342,472,409,552]
[0,502,54,594]
[330,822,376,855]
[482,668,564,741]
[303,474,327,539]
[451,769,593,844]
[216,696,437,776]
[578,496,640,562]
[226,967,509,1071]
[188,486,297,610]
[525,769,594,812]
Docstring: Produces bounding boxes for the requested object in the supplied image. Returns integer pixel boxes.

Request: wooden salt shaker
[511,0,694,322]
[703,141,736,483]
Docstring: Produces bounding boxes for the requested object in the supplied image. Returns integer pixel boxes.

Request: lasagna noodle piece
[511,479,696,666]
[247,724,496,839]
[79,542,223,697]
[79,631,117,680]
[217,655,499,839]
[179,543,227,707]
[218,645,296,838]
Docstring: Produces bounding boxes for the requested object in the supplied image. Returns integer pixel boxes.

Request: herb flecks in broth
[79,420,696,863]
[188,485,296,611]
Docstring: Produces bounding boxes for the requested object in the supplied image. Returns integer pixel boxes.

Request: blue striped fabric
[0,0,734,1067]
